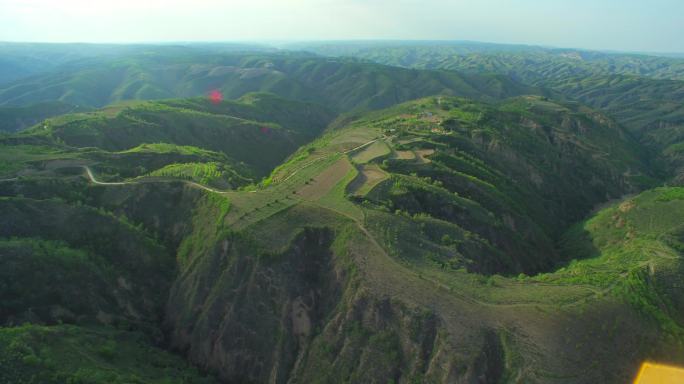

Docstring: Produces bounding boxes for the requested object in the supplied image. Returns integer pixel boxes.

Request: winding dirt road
[82,166,232,194]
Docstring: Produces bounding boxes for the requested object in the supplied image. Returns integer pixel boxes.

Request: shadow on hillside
[551,223,601,271]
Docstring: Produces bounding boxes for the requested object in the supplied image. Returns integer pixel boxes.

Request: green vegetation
[0,101,92,133]
[0,197,174,326]
[87,143,253,186]
[307,42,684,81]
[145,162,239,189]
[0,142,77,177]
[345,95,651,274]
[121,143,223,157]
[349,140,390,164]
[0,93,337,193]
[0,185,220,382]
[306,42,684,183]
[347,164,388,197]
[0,324,215,384]
[537,188,684,341]
[24,94,334,176]
[2,42,684,383]
[0,51,539,112]
[176,191,231,266]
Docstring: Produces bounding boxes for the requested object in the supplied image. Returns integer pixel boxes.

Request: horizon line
[0,38,683,57]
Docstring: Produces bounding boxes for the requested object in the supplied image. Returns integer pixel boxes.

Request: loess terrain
[0,43,683,383]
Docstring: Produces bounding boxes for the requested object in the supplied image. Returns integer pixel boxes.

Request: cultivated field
[415,148,435,163]
[392,150,416,160]
[350,140,390,164]
[296,157,354,200]
[347,164,389,197]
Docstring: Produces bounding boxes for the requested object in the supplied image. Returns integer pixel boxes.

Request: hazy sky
[0,0,682,53]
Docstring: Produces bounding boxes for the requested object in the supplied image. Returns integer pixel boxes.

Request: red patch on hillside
[260,126,271,134]
[209,90,223,104]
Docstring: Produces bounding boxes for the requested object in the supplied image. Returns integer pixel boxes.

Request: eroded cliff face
[165,228,343,383]
[289,292,506,384]
[12,180,510,383]
[162,220,507,384]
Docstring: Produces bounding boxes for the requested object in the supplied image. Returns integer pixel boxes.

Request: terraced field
[296,157,354,200]
[1,88,682,383]
[347,164,389,197]
[392,150,416,160]
[222,126,383,229]
[414,148,434,163]
[349,140,390,164]
[191,96,684,382]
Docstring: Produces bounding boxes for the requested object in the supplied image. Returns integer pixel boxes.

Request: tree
[441,234,453,245]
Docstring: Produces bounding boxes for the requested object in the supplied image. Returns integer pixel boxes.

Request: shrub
[97,340,117,360]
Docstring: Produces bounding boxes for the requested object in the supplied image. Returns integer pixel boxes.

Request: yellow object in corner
[634,362,684,384]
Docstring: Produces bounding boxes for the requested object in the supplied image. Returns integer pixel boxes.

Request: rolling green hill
[155,95,679,382]
[0,52,543,114]
[0,324,216,384]
[155,93,679,382]
[19,93,334,177]
[299,41,684,82]
[0,42,273,86]
[0,88,680,382]
[301,42,684,182]
[1,42,683,383]
[546,75,684,175]
[335,95,652,274]
[0,194,218,383]
[0,101,92,133]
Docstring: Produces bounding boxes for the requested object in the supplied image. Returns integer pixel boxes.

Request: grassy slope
[23,93,333,175]
[0,92,681,382]
[304,43,684,182]
[0,49,681,380]
[0,101,92,133]
[93,143,252,186]
[0,197,174,326]
[302,42,684,82]
[0,52,542,113]
[0,324,215,384]
[0,191,221,383]
[0,93,334,187]
[351,96,652,274]
[162,98,684,382]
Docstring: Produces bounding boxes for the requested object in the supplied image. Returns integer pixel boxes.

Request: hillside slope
[156,97,680,382]
[18,93,334,177]
[349,95,651,274]
[0,101,92,133]
[0,192,218,383]
[299,41,684,82]
[0,91,679,383]
[0,52,542,114]
[302,42,684,182]
[152,99,679,382]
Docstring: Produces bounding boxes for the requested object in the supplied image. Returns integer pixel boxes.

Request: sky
[0,0,682,53]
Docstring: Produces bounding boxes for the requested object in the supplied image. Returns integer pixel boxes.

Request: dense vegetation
[0,51,541,121]
[346,96,652,274]
[0,102,91,133]
[302,41,684,183]
[3,93,333,181]
[0,42,272,85]
[0,324,215,383]
[300,41,684,82]
[0,42,683,383]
